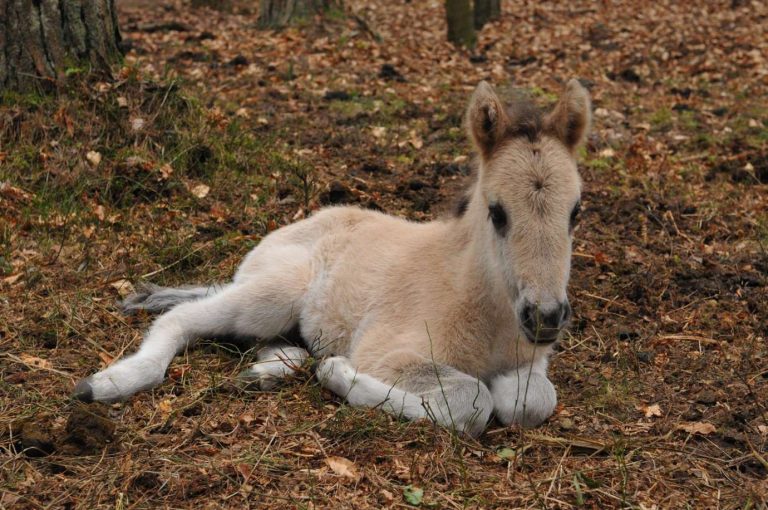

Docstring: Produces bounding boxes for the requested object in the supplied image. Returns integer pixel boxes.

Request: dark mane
[504,98,544,143]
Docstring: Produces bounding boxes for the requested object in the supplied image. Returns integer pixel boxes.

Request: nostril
[521,303,536,330]
[561,301,572,325]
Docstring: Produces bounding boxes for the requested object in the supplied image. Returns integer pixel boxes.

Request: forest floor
[2,0,768,508]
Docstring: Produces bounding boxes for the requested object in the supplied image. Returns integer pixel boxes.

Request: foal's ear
[546,79,592,152]
[466,81,510,158]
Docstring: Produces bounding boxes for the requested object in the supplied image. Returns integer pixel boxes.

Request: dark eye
[488,202,508,234]
[569,202,581,231]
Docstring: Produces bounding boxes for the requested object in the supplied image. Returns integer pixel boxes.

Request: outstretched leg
[316,356,492,437]
[74,252,312,402]
[236,342,310,390]
[120,283,227,315]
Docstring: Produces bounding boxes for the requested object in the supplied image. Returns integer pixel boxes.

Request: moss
[650,107,673,132]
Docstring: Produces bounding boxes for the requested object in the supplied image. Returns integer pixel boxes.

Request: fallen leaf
[19,353,52,370]
[86,151,102,166]
[158,398,173,416]
[93,204,106,221]
[238,413,255,427]
[497,447,516,460]
[371,126,387,138]
[325,456,361,481]
[3,273,23,285]
[130,117,146,131]
[117,96,128,107]
[677,422,716,435]
[190,183,210,199]
[168,364,190,381]
[637,403,662,418]
[109,279,135,298]
[403,485,423,506]
[409,130,423,149]
[0,181,32,201]
[159,164,173,180]
[599,147,616,158]
[98,352,114,366]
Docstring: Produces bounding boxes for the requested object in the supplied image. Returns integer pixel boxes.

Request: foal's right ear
[466,81,510,158]
[545,79,592,153]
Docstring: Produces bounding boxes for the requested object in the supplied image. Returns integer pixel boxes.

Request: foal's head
[465,79,591,344]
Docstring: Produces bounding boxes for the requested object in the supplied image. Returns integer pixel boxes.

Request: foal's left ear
[466,81,511,158]
[546,79,592,153]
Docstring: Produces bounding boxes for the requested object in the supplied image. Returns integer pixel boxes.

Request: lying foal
[74,79,590,437]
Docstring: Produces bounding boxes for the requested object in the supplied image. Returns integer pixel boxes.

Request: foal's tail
[120,283,227,315]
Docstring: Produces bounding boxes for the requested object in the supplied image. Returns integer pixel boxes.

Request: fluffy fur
[73,79,591,437]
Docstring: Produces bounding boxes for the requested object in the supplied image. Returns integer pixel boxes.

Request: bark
[445,0,475,48]
[0,0,122,92]
[474,0,500,29]
[257,0,341,29]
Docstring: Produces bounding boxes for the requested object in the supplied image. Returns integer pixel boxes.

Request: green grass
[650,107,673,132]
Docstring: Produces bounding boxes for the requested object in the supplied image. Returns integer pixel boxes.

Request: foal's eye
[488,203,508,233]
[569,202,581,231]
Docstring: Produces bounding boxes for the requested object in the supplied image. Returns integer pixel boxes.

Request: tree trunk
[446,0,475,48]
[0,0,122,92]
[257,0,341,29]
[474,0,500,29]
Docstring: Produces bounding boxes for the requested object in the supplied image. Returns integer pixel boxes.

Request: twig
[141,241,212,279]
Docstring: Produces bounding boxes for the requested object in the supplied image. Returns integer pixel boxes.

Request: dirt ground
[2,0,767,508]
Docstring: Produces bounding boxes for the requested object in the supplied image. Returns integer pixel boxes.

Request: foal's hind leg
[121,283,227,315]
[74,256,311,402]
[236,342,310,390]
[317,356,493,437]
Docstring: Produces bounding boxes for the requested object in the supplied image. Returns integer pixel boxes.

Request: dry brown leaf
[19,353,52,370]
[325,456,361,481]
[130,117,146,131]
[86,151,102,167]
[3,273,23,285]
[190,183,210,199]
[98,352,114,366]
[93,204,106,221]
[159,164,173,180]
[677,422,716,435]
[158,398,173,416]
[109,279,135,298]
[637,403,662,418]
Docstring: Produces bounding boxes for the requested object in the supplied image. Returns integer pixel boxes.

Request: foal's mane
[450,93,546,219]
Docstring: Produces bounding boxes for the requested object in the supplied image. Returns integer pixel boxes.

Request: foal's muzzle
[520,300,571,344]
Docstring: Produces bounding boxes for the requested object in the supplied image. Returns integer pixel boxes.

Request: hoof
[72,378,94,403]
[235,368,278,391]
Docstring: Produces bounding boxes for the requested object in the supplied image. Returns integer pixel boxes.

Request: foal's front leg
[317,356,494,437]
[490,362,557,428]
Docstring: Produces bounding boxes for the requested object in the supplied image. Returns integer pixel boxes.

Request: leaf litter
[1,0,767,508]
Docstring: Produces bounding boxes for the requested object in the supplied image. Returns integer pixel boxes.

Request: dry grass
[2,0,768,508]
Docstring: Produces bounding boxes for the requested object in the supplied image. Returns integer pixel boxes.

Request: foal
[74,79,590,437]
